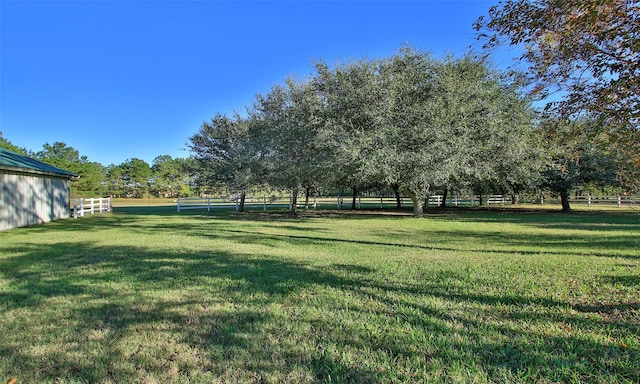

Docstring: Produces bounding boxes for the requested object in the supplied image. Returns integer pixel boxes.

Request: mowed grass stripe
[0,209,638,383]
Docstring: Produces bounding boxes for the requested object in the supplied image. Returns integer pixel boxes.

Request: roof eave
[0,165,78,179]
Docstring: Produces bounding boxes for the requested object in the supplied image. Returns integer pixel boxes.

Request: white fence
[177,197,211,212]
[177,196,276,212]
[544,195,640,208]
[177,194,490,212]
[175,194,640,212]
[73,197,112,218]
[486,195,506,204]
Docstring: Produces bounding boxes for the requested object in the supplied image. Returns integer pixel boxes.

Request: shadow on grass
[450,206,640,231]
[23,203,640,238]
[1,210,638,382]
[0,239,387,382]
[206,227,640,260]
[118,210,638,260]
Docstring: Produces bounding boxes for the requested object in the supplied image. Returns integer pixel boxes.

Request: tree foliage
[34,142,106,197]
[475,0,639,125]
[314,58,388,205]
[540,116,619,211]
[151,155,193,198]
[188,113,255,209]
[248,78,334,214]
[374,49,441,215]
[0,136,29,156]
[3,136,196,199]
[475,0,640,192]
[117,158,153,198]
[105,164,126,198]
[187,49,542,216]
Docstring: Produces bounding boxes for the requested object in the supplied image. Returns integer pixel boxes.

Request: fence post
[541,195,544,205]
[588,194,592,207]
[207,197,211,212]
[263,196,267,211]
[177,198,181,212]
[618,195,621,208]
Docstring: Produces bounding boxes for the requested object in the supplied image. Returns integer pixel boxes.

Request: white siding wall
[1,171,71,231]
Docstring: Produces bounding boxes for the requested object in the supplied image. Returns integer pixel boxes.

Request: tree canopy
[539,117,619,211]
[188,113,256,209]
[189,49,541,216]
[370,50,539,215]
[34,142,106,197]
[0,136,29,156]
[475,0,639,125]
[475,0,640,192]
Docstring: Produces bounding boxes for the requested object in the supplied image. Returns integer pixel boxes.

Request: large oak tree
[376,49,538,216]
[314,58,389,208]
[188,113,255,210]
[249,78,333,215]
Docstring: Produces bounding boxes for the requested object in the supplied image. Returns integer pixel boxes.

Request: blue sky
[1,0,514,166]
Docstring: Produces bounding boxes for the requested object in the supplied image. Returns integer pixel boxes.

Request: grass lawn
[1,206,638,383]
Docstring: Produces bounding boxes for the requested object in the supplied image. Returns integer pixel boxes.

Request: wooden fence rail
[177,197,211,212]
[177,195,490,212]
[561,195,640,208]
[73,197,112,218]
[176,194,640,212]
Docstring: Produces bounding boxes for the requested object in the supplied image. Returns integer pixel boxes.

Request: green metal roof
[0,147,78,178]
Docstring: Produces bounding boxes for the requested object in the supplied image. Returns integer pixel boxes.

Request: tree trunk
[290,188,298,215]
[402,186,424,217]
[238,192,246,212]
[560,189,572,212]
[351,186,358,210]
[440,188,448,208]
[392,183,402,208]
[304,187,311,210]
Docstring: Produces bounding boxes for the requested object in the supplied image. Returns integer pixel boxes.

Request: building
[1,147,77,231]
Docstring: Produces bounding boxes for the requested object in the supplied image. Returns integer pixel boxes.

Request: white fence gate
[73,197,112,218]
